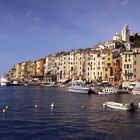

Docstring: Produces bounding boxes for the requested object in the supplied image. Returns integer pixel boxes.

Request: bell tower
[121,24,129,42]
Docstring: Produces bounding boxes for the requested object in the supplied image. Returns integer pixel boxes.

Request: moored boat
[103,101,136,111]
[131,87,140,95]
[98,87,117,95]
[68,81,91,94]
[0,77,8,86]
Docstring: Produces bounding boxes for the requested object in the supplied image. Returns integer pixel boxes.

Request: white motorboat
[0,77,8,86]
[13,80,19,85]
[68,81,91,94]
[98,87,117,95]
[103,101,136,111]
[131,87,140,95]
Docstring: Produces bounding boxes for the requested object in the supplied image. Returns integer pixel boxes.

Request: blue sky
[0,0,140,75]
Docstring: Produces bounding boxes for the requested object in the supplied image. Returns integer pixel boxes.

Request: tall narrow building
[121,24,129,42]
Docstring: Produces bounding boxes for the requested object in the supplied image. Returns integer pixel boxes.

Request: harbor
[0,86,140,139]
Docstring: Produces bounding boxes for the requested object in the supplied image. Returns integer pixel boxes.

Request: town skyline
[0,0,140,76]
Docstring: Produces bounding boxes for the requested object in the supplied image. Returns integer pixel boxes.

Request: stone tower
[121,24,129,42]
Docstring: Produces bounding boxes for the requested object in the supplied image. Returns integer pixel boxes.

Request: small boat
[13,80,19,86]
[98,87,117,95]
[68,81,91,94]
[131,87,140,95]
[0,77,8,86]
[103,101,136,111]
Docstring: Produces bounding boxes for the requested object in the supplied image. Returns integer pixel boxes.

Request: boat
[68,81,91,94]
[131,87,140,95]
[98,87,117,95]
[13,80,19,86]
[0,77,8,86]
[103,101,136,111]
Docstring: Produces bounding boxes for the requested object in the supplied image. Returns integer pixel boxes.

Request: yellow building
[62,52,70,80]
[121,51,134,81]
[15,63,21,80]
[92,50,98,81]
[102,49,113,81]
[74,49,85,80]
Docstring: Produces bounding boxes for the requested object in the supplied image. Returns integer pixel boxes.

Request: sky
[0,0,140,75]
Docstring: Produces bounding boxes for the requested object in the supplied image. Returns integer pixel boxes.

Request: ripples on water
[0,86,140,140]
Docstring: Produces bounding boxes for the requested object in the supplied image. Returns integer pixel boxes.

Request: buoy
[103,103,106,107]
[35,105,38,109]
[51,102,54,110]
[82,105,85,108]
[5,106,9,109]
[3,109,6,113]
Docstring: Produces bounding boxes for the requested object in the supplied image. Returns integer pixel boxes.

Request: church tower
[121,24,129,42]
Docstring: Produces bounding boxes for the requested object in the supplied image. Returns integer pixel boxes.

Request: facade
[133,48,140,80]
[15,63,22,80]
[69,50,75,79]
[36,59,45,78]
[121,51,134,81]
[6,66,16,81]
[110,51,122,85]
[102,49,113,81]
[74,49,86,80]
[61,52,69,80]
[44,54,57,83]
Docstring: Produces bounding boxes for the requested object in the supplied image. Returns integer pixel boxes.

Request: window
[124,64,126,68]
[125,70,127,74]
[134,61,136,65]
[97,67,100,70]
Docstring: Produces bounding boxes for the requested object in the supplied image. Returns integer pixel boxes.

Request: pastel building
[32,59,45,81]
[15,63,22,80]
[121,51,134,81]
[69,50,75,79]
[61,52,70,81]
[110,51,122,85]
[74,49,86,80]
[133,49,140,80]
[102,49,113,81]
[44,54,57,83]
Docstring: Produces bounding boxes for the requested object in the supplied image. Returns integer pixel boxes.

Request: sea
[0,86,140,140]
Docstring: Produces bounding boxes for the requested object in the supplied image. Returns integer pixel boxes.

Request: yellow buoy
[3,109,6,113]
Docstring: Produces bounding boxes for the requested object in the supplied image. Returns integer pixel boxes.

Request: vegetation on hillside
[130,33,140,48]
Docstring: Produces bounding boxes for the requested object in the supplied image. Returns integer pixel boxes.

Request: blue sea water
[0,86,140,140]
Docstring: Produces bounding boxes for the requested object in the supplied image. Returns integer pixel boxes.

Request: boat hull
[1,82,7,86]
[103,102,135,111]
[68,87,90,94]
